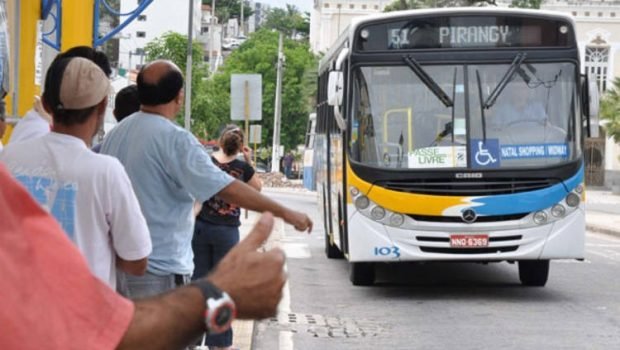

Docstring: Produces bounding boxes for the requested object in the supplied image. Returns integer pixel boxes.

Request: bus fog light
[533,211,548,225]
[389,213,405,226]
[350,187,360,197]
[551,204,566,217]
[566,193,580,207]
[575,184,584,194]
[355,195,370,210]
[370,206,386,220]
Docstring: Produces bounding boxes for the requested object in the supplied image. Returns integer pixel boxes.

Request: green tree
[510,0,543,9]
[202,0,253,25]
[384,0,499,11]
[601,78,620,143]
[198,29,318,150]
[144,32,210,130]
[262,5,310,38]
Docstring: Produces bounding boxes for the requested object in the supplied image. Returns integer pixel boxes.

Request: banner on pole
[249,125,262,144]
[231,74,262,121]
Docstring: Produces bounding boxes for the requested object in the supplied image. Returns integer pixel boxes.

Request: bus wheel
[349,262,375,286]
[325,231,344,259]
[518,260,550,287]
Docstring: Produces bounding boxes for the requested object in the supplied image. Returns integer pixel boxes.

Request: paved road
[252,190,620,350]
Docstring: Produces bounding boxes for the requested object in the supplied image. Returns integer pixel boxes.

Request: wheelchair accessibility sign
[470,139,500,168]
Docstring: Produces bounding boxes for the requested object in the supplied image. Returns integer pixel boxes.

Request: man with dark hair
[101,60,312,299]
[0,57,151,289]
[9,46,112,144]
[114,84,140,122]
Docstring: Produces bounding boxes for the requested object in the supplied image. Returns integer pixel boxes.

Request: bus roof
[319,7,576,71]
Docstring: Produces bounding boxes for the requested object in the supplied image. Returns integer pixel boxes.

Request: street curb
[587,224,620,239]
[263,186,317,197]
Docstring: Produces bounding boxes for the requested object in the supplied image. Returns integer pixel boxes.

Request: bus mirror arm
[584,74,600,138]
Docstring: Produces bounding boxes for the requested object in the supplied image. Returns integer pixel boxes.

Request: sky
[260,0,313,13]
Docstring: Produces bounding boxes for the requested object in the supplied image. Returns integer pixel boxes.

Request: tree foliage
[202,0,253,24]
[144,32,209,129]
[262,5,310,38]
[383,0,499,11]
[198,29,318,150]
[601,78,620,143]
[383,0,544,10]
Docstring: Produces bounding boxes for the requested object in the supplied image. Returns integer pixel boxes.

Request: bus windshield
[349,62,578,170]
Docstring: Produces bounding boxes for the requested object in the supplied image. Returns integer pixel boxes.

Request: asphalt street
[252,190,620,350]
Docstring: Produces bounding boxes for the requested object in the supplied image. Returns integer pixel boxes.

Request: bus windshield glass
[349,62,578,170]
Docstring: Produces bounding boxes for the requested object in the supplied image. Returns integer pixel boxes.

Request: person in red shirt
[0,162,285,350]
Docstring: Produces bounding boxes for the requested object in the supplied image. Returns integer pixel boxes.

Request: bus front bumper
[346,207,585,262]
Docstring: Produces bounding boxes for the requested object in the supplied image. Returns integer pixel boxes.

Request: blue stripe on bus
[454,166,584,216]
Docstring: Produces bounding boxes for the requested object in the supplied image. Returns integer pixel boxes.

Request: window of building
[598,12,603,17]
[374,5,379,9]
[612,12,616,17]
[350,4,354,9]
[585,11,590,16]
[138,15,147,21]
[572,11,577,16]
[136,31,146,38]
[585,44,610,93]
[337,3,342,8]
[362,4,367,9]
[324,3,329,8]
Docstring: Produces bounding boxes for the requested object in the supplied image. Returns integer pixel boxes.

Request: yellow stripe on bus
[347,163,466,216]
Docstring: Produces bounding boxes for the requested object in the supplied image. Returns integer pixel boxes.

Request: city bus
[314,8,600,286]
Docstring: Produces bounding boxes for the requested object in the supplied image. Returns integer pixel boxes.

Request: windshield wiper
[475,70,488,142]
[403,55,453,108]
[483,52,527,109]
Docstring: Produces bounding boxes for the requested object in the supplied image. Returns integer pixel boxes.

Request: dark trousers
[192,219,240,347]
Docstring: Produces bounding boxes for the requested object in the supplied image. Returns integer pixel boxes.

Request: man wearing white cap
[0,57,152,289]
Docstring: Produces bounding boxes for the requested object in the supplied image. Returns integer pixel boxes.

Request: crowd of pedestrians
[0,47,312,350]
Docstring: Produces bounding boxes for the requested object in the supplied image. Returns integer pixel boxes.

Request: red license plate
[450,234,489,248]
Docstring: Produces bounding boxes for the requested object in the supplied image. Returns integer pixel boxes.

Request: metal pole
[127,51,132,85]
[244,80,249,145]
[270,32,283,173]
[240,0,244,36]
[11,0,20,118]
[184,0,194,131]
[209,0,216,73]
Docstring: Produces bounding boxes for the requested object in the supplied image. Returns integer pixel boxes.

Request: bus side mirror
[583,77,600,138]
[588,79,600,138]
[328,71,343,107]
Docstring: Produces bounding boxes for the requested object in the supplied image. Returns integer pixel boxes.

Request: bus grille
[408,213,529,223]
[420,246,519,254]
[377,178,557,196]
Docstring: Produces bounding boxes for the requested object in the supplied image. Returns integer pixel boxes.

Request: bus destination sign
[357,16,573,51]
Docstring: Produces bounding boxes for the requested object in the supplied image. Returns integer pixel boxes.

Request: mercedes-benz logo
[461,209,477,224]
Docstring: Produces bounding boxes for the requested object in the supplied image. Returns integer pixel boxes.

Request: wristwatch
[191,280,236,334]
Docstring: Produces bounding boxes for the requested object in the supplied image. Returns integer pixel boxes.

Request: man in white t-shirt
[0,57,151,289]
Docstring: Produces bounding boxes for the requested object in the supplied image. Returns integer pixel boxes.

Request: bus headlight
[370,206,386,220]
[355,195,370,210]
[533,211,548,225]
[350,186,360,197]
[389,213,405,227]
[551,204,566,217]
[566,193,580,207]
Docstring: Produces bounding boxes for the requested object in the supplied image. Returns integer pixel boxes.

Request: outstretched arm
[218,180,312,232]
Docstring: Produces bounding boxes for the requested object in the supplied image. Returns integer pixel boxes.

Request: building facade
[310,0,387,54]
[118,0,202,71]
[542,0,620,186]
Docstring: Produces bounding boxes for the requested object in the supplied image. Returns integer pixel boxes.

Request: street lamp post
[184,0,195,131]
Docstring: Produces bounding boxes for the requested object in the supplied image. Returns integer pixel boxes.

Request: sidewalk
[233,208,286,350]
[585,188,620,238]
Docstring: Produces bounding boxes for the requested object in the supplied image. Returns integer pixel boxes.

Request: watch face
[215,305,233,327]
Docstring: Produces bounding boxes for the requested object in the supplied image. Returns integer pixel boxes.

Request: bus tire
[325,231,344,259]
[518,260,550,287]
[349,262,375,286]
